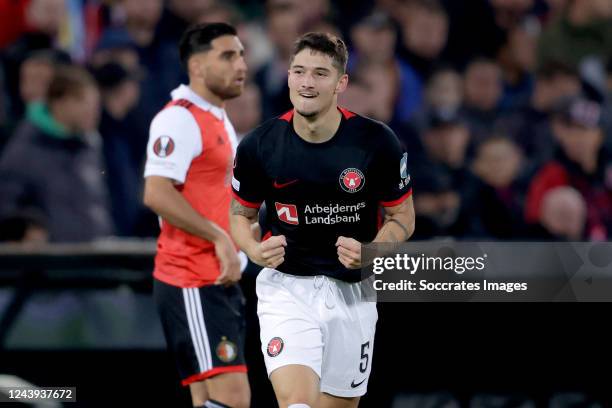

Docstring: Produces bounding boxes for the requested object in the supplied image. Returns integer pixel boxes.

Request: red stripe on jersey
[380,189,413,207]
[262,231,272,241]
[181,365,248,386]
[232,190,262,209]
[338,107,356,119]
[279,110,294,122]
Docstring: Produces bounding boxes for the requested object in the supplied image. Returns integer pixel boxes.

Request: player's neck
[188,81,225,109]
[293,105,342,144]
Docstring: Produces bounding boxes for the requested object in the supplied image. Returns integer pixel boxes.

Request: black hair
[290,32,348,74]
[178,22,237,69]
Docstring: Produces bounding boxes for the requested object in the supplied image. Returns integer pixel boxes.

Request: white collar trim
[170,84,225,120]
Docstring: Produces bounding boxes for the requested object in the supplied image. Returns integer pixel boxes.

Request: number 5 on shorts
[359,341,370,373]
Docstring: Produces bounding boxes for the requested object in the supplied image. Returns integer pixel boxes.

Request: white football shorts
[256,267,378,397]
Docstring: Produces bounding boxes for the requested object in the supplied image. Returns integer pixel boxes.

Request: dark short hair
[178,22,238,69]
[290,32,348,74]
[46,64,97,103]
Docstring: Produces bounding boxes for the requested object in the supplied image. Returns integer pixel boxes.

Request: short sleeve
[231,134,266,208]
[143,106,202,184]
[376,124,413,207]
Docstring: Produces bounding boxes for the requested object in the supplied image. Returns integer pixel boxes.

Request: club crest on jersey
[339,168,365,193]
[153,136,175,158]
[267,337,284,357]
[216,337,238,363]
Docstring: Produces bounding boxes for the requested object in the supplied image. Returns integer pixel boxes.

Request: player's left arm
[375,197,415,243]
[336,123,415,269]
[336,198,415,269]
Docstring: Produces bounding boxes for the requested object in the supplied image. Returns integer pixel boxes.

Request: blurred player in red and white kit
[231,32,415,408]
[143,23,250,408]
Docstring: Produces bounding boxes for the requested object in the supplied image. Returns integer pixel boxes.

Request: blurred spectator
[461,57,504,142]
[122,0,163,49]
[255,1,302,119]
[349,11,422,124]
[265,0,331,31]
[157,0,216,44]
[424,66,464,113]
[350,62,396,123]
[94,62,149,237]
[409,65,463,137]
[497,16,540,110]
[532,186,587,240]
[337,78,371,117]
[525,95,612,240]
[411,109,471,238]
[0,65,113,242]
[226,82,262,141]
[121,0,184,117]
[12,49,70,121]
[411,169,461,239]
[3,0,68,45]
[90,28,140,70]
[396,0,449,81]
[495,61,581,163]
[537,0,612,70]
[442,0,531,66]
[0,210,48,244]
[197,2,243,25]
[19,51,57,105]
[461,136,529,238]
[1,0,70,120]
[419,109,472,176]
[296,0,331,31]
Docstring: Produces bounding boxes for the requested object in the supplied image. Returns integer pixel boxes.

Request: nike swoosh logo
[273,179,298,189]
[350,378,366,388]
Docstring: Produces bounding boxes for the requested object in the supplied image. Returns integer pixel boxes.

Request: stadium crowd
[1,0,611,243]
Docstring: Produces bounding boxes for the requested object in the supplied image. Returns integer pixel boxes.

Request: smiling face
[288,48,348,118]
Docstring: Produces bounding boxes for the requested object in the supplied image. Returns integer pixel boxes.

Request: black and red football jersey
[232,108,413,282]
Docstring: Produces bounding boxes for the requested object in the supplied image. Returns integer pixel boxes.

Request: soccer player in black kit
[230,32,415,408]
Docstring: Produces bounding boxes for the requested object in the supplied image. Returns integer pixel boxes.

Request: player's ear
[335,73,348,94]
[188,57,199,78]
[188,53,206,79]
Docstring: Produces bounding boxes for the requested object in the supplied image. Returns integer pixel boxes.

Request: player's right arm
[229,130,286,269]
[144,177,240,285]
[143,106,240,285]
[230,199,286,268]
